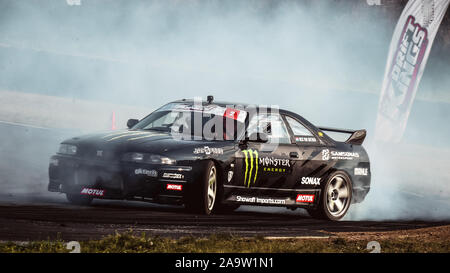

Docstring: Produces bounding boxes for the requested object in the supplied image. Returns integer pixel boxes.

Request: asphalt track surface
[0,121,448,241]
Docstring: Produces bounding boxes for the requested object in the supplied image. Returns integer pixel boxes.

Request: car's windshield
[133,103,247,141]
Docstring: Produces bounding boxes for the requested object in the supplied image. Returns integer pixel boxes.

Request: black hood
[62,129,233,158]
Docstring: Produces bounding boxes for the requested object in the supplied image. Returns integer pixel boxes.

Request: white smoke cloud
[0,0,449,220]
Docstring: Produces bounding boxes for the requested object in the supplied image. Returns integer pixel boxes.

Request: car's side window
[247,114,291,144]
[285,116,317,143]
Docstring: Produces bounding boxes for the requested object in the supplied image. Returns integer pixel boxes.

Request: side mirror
[127,119,139,129]
[246,132,269,143]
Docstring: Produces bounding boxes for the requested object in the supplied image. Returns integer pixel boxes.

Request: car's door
[283,115,326,190]
[228,113,302,195]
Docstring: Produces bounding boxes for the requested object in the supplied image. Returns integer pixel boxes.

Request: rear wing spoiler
[318,127,367,145]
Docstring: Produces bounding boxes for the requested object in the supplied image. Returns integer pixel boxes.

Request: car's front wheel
[308,171,352,221]
[66,193,93,206]
[185,161,218,215]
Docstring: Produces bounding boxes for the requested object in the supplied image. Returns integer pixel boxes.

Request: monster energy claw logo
[242,149,259,188]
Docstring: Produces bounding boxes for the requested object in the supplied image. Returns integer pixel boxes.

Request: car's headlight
[121,152,176,165]
[150,154,176,165]
[58,144,77,155]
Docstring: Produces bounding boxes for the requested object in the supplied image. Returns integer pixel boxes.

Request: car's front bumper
[48,155,193,205]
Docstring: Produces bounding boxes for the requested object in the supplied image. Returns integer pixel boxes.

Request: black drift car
[48,97,370,221]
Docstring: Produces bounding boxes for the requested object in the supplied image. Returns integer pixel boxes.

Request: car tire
[308,171,352,221]
[185,161,218,215]
[66,193,93,206]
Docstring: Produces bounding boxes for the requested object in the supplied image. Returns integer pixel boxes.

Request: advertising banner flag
[375,0,449,142]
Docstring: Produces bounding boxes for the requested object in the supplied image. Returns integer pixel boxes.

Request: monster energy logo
[242,149,259,188]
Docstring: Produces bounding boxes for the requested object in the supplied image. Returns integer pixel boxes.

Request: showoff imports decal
[235,195,286,205]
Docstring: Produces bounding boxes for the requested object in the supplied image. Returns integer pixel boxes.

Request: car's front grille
[72,166,124,190]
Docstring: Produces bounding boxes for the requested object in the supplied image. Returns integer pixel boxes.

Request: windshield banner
[173,103,247,123]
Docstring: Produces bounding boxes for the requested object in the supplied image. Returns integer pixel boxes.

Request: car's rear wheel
[66,193,93,206]
[308,171,352,221]
[185,161,218,215]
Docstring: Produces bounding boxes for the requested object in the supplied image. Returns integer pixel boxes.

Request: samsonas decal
[330,151,359,160]
[322,149,359,160]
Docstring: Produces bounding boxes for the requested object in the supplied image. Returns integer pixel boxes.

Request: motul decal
[296,194,315,203]
[80,188,105,197]
[166,184,182,191]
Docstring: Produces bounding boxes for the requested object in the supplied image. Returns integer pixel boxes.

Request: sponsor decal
[166,184,183,191]
[301,177,321,186]
[162,173,184,180]
[296,194,315,203]
[259,156,290,167]
[80,188,105,197]
[354,168,369,176]
[330,151,359,160]
[193,146,224,155]
[235,195,286,205]
[242,149,259,188]
[227,170,233,182]
[262,167,287,173]
[295,136,317,142]
[322,149,359,160]
[134,168,158,177]
[242,149,291,187]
